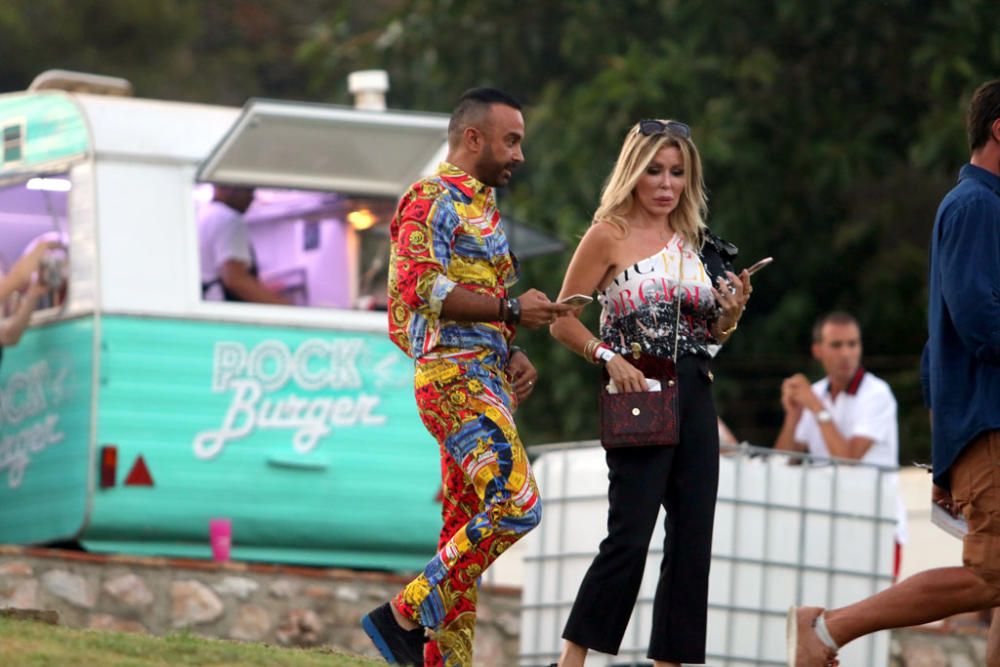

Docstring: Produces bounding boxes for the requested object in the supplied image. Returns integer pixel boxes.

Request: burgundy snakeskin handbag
[599,351,679,448]
[599,252,684,449]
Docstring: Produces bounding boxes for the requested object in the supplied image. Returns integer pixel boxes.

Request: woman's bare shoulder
[581,220,627,247]
[565,221,628,291]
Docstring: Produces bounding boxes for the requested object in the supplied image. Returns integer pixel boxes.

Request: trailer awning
[196,99,449,197]
[503,217,565,259]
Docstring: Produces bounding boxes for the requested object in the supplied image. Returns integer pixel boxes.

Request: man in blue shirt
[788,79,1000,667]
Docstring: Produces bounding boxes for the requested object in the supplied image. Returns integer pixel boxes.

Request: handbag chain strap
[671,241,683,364]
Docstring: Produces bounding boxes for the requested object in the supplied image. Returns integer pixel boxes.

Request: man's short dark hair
[812,311,860,343]
[448,87,522,146]
[968,79,1000,151]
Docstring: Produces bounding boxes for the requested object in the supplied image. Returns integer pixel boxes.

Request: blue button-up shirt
[922,163,1000,489]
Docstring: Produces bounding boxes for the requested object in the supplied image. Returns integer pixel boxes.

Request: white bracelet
[596,347,616,364]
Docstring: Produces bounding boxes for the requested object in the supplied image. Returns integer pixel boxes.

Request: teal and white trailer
[0,71,477,569]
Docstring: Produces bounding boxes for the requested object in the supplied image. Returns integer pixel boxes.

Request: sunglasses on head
[638,119,692,139]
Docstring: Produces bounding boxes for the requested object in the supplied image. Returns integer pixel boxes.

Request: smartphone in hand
[745,257,773,276]
[558,294,593,307]
[721,257,772,294]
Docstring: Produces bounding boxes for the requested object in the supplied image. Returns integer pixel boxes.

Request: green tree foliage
[2,2,997,463]
[300,0,1000,462]
[0,1,332,103]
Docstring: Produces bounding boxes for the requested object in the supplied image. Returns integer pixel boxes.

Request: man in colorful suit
[362,87,570,667]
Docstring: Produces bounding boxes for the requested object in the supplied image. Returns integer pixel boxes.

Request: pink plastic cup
[209,518,232,562]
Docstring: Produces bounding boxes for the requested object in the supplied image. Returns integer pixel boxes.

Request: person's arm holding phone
[710,257,771,343]
[710,268,751,343]
[0,279,47,346]
[558,294,593,307]
[550,224,648,393]
[0,241,63,303]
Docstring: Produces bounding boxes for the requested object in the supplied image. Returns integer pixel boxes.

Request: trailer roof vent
[347,70,389,111]
[28,69,133,97]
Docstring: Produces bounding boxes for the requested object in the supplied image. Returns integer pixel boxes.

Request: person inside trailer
[198,185,289,305]
[0,240,63,370]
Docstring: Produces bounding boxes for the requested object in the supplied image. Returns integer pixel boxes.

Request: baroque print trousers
[393,350,542,667]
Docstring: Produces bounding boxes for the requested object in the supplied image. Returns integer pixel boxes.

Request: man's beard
[478,148,516,187]
[485,162,516,187]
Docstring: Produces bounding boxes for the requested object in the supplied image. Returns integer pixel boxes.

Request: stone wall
[1,545,990,666]
[0,545,520,666]
[891,622,987,667]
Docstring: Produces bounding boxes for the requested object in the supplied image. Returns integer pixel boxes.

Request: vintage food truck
[0,70,557,569]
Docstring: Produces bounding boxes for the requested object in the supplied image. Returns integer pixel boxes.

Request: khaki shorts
[951,430,1000,585]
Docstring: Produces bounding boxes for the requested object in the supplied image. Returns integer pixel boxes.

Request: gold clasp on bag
[630,342,642,359]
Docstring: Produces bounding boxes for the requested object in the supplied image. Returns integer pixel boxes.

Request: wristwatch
[504,297,522,325]
[815,409,833,424]
[596,347,616,365]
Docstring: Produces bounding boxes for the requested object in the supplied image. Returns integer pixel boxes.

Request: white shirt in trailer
[198,200,253,300]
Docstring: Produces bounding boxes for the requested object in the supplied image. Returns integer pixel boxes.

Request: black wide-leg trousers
[562,355,720,664]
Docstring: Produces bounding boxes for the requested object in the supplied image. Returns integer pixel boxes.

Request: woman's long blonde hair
[593,120,708,246]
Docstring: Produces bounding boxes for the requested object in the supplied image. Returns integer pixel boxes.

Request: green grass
[0,617,384,666]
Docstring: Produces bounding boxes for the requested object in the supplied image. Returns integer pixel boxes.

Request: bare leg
[825,567,1000,647]
[988,608,1000,666]
[653,661,681,667]
[558,640,587,667]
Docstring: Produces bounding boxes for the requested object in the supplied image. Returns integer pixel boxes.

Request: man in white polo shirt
[775,311,905,579]
[198,185,288,305]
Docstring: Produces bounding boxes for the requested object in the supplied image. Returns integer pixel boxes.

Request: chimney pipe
[348,70,389,111]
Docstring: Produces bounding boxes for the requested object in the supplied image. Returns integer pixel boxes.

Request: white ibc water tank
[519,444,896,666]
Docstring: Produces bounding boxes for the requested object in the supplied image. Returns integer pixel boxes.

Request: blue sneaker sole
[362,613,398,664]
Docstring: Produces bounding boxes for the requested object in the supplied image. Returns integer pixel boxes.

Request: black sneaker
[361,602,426,665]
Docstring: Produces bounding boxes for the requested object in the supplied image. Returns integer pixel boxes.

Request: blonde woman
[550,120,752,667]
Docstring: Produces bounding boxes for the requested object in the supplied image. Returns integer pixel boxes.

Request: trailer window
[0,175,70,317]
[195,184,394,310]
[2,123,24,165]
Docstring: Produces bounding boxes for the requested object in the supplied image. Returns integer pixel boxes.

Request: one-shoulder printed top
[598,232,725,359]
